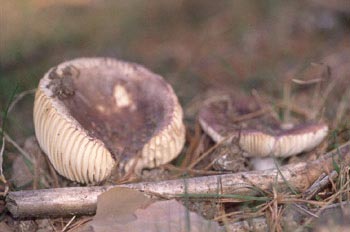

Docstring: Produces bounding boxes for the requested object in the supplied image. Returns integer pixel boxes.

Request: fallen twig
[303,171,338,200]
[6,141,350,218]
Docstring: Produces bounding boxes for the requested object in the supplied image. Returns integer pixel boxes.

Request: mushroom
[33,58,185,184]
[199,92,328,168]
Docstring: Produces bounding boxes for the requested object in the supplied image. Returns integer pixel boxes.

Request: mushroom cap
[34,58,185,184]
[199,93,328,158]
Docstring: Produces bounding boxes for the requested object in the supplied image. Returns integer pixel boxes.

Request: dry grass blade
[257,90,313,119]
[187,134,234,170]
[0,137,9,197]
[334,87,350,128]
[61,216,76,232]
[251,89,280,123]
[214,207,266,222]
[0,137,5,180]
[292,203,319,218]
[313,76,339,118]
[67,217,92,232]
[283,78,292,122]
[0,84,20,190]
[176,193,270,202]
[8,89,36,113]
[3,132,33,163]
[1,88,37,178]
[229,108,271,123]
[280,198,326,206]
[345,166,350,201]
[275,100,313,119]
[46,156,60,188]
[291,78,323,85]
[181,121,203,168]
[273,157,298,195]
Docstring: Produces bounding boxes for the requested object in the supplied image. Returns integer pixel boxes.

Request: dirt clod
[47,66,77,99]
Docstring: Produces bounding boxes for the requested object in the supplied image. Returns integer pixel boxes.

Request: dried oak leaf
[83,187,222,232]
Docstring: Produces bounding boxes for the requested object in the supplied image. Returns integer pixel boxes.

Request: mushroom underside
[199,94,328,158]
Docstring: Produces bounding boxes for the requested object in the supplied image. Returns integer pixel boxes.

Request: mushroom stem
[6,141,350,218]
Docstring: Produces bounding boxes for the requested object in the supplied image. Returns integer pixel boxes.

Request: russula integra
[199,93,328,159]
[34,58,185,183]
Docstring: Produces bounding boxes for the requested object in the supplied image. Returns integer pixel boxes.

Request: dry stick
[230,107,271,123]
[187,136,229,169]
[275,101,313,119]
[164,164,223,175]
[6,142,350,218]
[181,122,202,168]
[303,171,338,200]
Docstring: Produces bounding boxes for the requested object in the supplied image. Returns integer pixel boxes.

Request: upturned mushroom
[199,92,328,168]
[34,58,185,184]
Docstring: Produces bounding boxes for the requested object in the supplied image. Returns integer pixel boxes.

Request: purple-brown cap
[199,94,328,158]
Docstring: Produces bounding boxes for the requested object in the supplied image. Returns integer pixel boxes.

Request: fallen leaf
[114,199,223,232]
[0,221,12,232]
[89,187,152,232]
[83,187,222,232]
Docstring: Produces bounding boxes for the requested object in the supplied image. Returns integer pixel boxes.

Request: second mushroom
[199,91,328,170]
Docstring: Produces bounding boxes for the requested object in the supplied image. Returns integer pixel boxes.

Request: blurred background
[1,0,349,147]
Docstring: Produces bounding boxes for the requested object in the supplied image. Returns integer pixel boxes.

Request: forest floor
[0,1,349,231]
